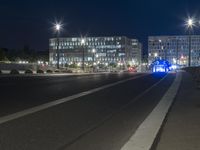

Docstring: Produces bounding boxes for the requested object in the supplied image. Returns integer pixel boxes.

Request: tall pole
[54,23,62,69]
[57,34,60,69]
[176,38,179,66]
[188,32,191,67]
[186,18,194,67]
[82,44,85,72]
[164,45,167,61]
[93,53,95,65]
[93,50,95,65]
[93,51,95,72]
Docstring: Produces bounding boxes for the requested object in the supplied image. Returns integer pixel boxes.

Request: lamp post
[92,49,96,66]
[186,18,195,67]
[81,38,86,72]
[54,23,62,69]
[92,49,96,72]
[176,38,179,67]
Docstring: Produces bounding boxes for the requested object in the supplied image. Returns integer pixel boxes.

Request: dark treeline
[0,45,49,62]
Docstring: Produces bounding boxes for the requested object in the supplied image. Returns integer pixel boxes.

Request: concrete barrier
[0,63,36,70]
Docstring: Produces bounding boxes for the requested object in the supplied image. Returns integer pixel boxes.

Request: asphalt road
[0,72,176,150]
[0,73,142,116]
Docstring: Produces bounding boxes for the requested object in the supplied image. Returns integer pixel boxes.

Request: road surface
[0,72,176,150]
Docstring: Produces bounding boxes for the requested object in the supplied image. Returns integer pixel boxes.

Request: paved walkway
[156,71,200,150]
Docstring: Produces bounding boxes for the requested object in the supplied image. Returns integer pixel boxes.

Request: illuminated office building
[49,36,142,67]
[148,35,200,66]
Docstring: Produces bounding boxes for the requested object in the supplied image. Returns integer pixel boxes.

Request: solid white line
[121,72,182,150]
[0,74,148,125]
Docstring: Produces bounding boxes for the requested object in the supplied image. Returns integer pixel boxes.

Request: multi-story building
[148,35,200,67]
[49,36,142,67]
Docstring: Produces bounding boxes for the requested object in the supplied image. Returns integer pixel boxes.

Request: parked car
[128,67,137,72]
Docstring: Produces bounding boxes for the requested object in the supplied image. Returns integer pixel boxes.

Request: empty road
[0,72,176,150]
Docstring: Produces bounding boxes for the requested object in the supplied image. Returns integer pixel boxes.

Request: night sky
[1,0,200,53]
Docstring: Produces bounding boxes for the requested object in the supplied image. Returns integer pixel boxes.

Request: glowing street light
[53,22,63,69]
[186,18,195,29]
[55,24,61,31]
[81,39,85,45]
[53,22,63,33]
[185,17,195,67]
[92,49,96,53]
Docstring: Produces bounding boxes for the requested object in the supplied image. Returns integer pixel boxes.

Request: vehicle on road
[128,67,137,72]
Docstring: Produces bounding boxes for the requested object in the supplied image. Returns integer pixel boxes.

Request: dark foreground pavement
[155,71,200,150]
[0,73,176,150]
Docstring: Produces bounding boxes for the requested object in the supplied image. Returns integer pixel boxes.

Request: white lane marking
[0,74,149,125]
[121,72,182,150]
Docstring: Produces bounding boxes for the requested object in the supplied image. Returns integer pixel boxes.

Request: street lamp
[154,52,158,58]
[54,22,63,69]
[92,49,96,72]
[92,48,96,53]
[186,18,195,29]
[92,49,96,63]
[81,38,86,72]
[176,37,179,67]
[55,24,61,31]
[185,17,195,67]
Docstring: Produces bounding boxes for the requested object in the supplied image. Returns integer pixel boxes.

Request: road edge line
[57,73,169,149]
[121,72,182,150]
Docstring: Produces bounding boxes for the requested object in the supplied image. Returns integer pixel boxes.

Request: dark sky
[0,0,200,52]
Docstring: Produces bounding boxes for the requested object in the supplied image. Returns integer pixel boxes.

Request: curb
[121,72,182,150]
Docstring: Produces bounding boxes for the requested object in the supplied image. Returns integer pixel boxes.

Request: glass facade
[49,36,142,66]
[148,35,200,67]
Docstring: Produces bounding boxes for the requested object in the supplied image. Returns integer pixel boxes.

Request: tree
[109,62,117,68]
[69,63,78,68]
[0,49,8,61]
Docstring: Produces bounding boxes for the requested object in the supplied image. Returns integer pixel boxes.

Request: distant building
[148,35,200,67]
[49,36,142,67]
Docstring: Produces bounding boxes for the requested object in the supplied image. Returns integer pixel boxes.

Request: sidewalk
[155,71,200,150]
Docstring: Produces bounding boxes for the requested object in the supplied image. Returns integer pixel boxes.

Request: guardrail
[0,69,72,75]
